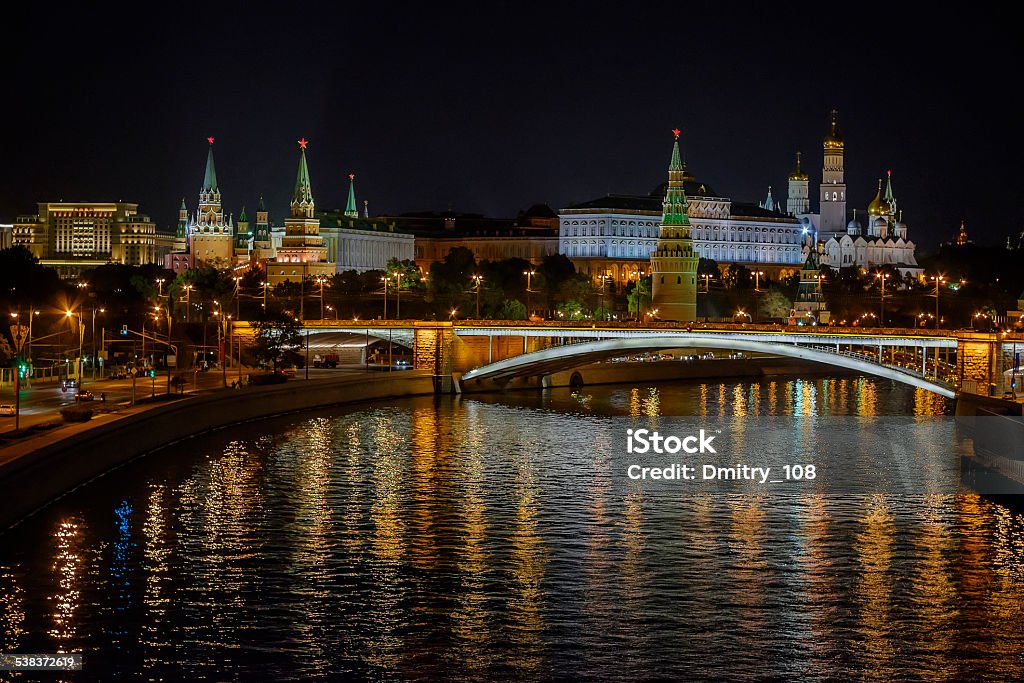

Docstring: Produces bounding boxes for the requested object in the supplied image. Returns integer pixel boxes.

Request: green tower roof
[238,205,248,222]
[203,139,218,192]
[344,173,358,218]
[662,129,691,228]
[293,140,314,206]
[257,194,266,212]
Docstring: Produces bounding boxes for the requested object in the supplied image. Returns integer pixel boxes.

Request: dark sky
[5,2,1021,249]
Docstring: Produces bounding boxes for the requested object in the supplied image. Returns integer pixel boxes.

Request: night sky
[5,2,1021,249]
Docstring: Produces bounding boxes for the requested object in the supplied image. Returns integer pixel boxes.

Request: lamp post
[262,281,269,311]
[326,304,338,321]
[233,276,242,321]
[875,272,890,325]
[316,276,327,320]
[701,273,711,293]
[391,271,404,319]
[598,274,609,320]
[381,276,390,320]
[91,307,105,379]
[523,270,536,318]
[929,274,946,329]
[754,270,765,291]
[472,274,483,318]
[156,278,165,298]
[183,284,193,323]
[66,310,84,386]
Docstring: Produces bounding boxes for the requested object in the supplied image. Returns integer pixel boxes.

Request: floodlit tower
[650,128,699,322]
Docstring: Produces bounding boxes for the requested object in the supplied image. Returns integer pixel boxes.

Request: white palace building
[560,111,920,285]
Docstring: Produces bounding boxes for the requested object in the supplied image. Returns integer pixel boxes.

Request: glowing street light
[472,274,483,318]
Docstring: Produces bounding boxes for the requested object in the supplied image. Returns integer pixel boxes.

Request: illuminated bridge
[282,320,1024,399]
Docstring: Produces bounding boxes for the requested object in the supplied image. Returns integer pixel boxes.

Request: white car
[0,404,16,416]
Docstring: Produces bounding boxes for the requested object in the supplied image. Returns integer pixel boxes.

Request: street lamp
[390,271,404,319]
[92,307,105,379]
[261,281,269,311]
[929,274,946,329]
[66,310,84,386]
[523,270,536,318]
[874,272,890,325]
[381,275,391,320]
[449,307,458,321]
[597,274,610,320]
[701,273,711,293]
[316,276,327,320]
[754,270,765,290]
[183,284,194,323]
[156,277,165,298]
[735,309,752,323]
[325,304,338,321]
[472,274,483,318]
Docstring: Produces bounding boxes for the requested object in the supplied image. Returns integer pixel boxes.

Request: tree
[627,276,652,317]
[252,310,303,371]
[557,300,586,320]
[723,263,752,289]
[427,247,477,312]
[385,258,422,288]
[497,299,527,320]
[758,288,792,320]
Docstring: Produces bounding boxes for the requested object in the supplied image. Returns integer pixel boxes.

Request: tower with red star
[650,129,698,321]
[188,137,235,266]
[267,138,334,284]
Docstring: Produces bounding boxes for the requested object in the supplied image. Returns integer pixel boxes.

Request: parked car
[393,358,412,370]
[0,404,16,416]
[74,390,95,402]
[313,353,340,369]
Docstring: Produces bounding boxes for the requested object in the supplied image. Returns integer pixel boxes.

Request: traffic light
[120,325,128,336]
[17,361,29,379]
[149,369,156,378]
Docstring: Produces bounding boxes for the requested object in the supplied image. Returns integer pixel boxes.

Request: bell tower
[820,110,847,235]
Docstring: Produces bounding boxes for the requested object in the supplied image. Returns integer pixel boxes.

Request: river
[1,375,1023,681]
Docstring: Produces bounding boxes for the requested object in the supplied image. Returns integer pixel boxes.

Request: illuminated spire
[824,109,843,148]
[344,173,358,218]
[203,137,218,192]
[662,128,690,228]
[292,138,314,209]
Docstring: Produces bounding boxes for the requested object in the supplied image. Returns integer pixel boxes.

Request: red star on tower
[207,136,215,144]
[349,173,355,181]
[672,128,681,139]
[298,138,309,149]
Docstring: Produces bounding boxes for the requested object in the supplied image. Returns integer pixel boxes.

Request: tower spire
[344,173,358,218]
[292,138,314,214]
[203,137,218,192]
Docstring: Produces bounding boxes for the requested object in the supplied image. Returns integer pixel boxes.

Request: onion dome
[867,179,890,216]
[873,216,888,230]
[788,151,809,181]
[848,218,862,230]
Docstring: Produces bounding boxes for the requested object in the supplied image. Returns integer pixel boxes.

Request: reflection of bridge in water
[289,320,1024,399]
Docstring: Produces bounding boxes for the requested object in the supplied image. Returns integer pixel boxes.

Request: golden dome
[823,109,843,148]
[867,179,891,217]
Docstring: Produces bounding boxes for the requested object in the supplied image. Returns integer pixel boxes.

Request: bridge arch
[460,335,955,398]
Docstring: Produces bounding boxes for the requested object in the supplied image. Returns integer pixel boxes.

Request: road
[1,365,404,434]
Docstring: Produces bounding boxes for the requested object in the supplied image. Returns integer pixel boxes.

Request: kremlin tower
[188,138,235,265]
[650,129,698,322]
[820,110,847,235]
[266,138,334,284]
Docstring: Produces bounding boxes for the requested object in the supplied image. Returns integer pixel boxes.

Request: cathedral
[792,111,920,276]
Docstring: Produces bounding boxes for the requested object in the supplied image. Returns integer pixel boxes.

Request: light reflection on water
[0,376,1022,680]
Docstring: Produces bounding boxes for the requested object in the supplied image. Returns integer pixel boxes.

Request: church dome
[848,218,862,231]
[867,180,890,216]
[873,216,888,229]
[823,109,843,148]
[788,152,809,181]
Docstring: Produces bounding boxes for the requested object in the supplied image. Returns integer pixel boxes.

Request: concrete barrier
[0,372,436,530]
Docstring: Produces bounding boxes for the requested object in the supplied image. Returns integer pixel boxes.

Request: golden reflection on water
[142,484,171,672]
[340,422,366,556]
[451,403,492,673]
[48,518,83,650]
[910,495,957,678]
[0,565,26,654]
[728,495,768,637]
[291,418,335,671]
[913,388,949,416]
[856,379,879,415]
[366,410,408,671]
[798,495,834,662]
[508,432,548,676]
[854,495,896,680]
[766,381,778,414]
